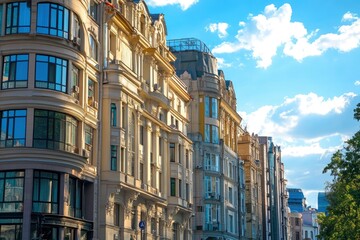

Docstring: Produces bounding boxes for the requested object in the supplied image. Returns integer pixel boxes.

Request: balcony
[141,82,170,107]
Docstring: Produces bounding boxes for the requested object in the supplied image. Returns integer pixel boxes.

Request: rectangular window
[205,124,219,144]
[204,124,210,143]
[229,187,233,204]
[35,55,68,93]
[68,177,83,218]
[211,98,218,118]
[229,214,234,233]
[111,103,117,127]
[205,96,210,117]
[0,109,26,148]
[179,179,182,198]
[170,178,176,196]
[114,203,119,226]
[185,149,189,169]
[2,54,29,89]
[88,78,96,106]
[33,110,77,153]
[0,223,22,240]
[89,0,98,21]
[37,3,69,38]
[204,153,220,172]
[159,136,162,156]
[32,171,59,214]
[169,143,175,162]
[140,125,144,145]
[71,65,79,99]
[5,2,30,34]
[0,171,24,212]
[111,145,117,171]
[89,35,98,60]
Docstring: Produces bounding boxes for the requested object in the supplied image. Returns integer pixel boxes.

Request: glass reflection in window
[0,109,26,148]
[35,54,67,93]
[32,171,59,214]
[0,171,24,213]
[37,3,69,38]
[6,2,30,34]
[2,54,28,89]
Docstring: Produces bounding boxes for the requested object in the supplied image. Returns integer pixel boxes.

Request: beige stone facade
[0,0,193,239]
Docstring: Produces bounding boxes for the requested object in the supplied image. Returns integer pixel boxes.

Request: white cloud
[241,92,357,157]
[216,57,232,68]
[146,0,198,10]
[206,23,229,38]
[212,4,360,68]
[355,80,360,86]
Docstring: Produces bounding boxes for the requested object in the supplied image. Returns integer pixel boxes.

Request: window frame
[5,2,31,34]
[2,54,29,89]
[0,171,25,213]
[36,3,69,39]
[32,170,59,214]
[0,109,27,148]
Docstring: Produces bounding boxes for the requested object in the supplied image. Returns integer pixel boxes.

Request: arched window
[111,103,116,127]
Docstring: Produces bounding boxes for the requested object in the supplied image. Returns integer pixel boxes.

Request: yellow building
[238,132,263,240]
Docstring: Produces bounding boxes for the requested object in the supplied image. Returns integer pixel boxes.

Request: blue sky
[147,0,360,208]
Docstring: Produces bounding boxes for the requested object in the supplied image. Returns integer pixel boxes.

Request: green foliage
[318,104,360,240]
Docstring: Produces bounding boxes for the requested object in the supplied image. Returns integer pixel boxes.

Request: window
[2,54,28,89]
[170,178,176,196]
[114,203,119,226]
[111,103,117,127]
[128,113,135,176]
[68,177,83,218]
[205,204,220,224]
[204,96,218,119]
[0,171,24,212]
[71,65,79,99]
[204,153,220,172]
[178,179,182,198]
[204,176,220,198]
[5,2,30,34]
[185,149,189,168]
[33,171,59,214]
[89,35,98,60]
[169,143,175,162]
[295,218,300,226]
[71,14,80,40]
[37,3,69,38]
[205,124,219,144]
[0,109,26,148]
[0,4,3,35]
[33,110,78,152]
[84,124,93,151]
[87,78,96,106]
[229,187,233,204]
[139,125,144,145]
[35,55,68,93]
[0,223,22,240]
[111,145,117,171]
[229,213,234,233]
[88,0,98,21]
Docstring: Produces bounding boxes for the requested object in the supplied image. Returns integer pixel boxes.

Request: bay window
[37,3,69,38]
[33,110,78,153]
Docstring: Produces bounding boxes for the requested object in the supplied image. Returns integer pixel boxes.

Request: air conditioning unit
[72,37,81,46]
[92,101,99,109]
[83,149,90,158]
[72,85,79,93]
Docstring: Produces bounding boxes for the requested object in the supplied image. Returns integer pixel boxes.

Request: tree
[318,104,360,240]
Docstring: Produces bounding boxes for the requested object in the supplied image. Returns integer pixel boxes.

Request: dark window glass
[35,54,67,93]
[2,54,28,89]
[111,145,117,171]
[0,171,24,212]
[71,65,79,99]
[5,2,30,34]
[37,3,69,38]
[170,143,175,162]
[69,177,83,218]
[33,110,77,152]
[111,103,116,127]
[170,178,176,197]
[32,170,59,214]
[0,109,26,148]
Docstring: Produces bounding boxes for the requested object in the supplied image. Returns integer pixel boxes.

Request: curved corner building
[0,0,98,239]
[168,38,244,240]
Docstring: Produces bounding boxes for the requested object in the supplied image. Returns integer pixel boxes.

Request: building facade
[238,133,263,240]
[259,136,290,240]
[0,0,99,239]
[168,38,244,240]
[0,0,194,239]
